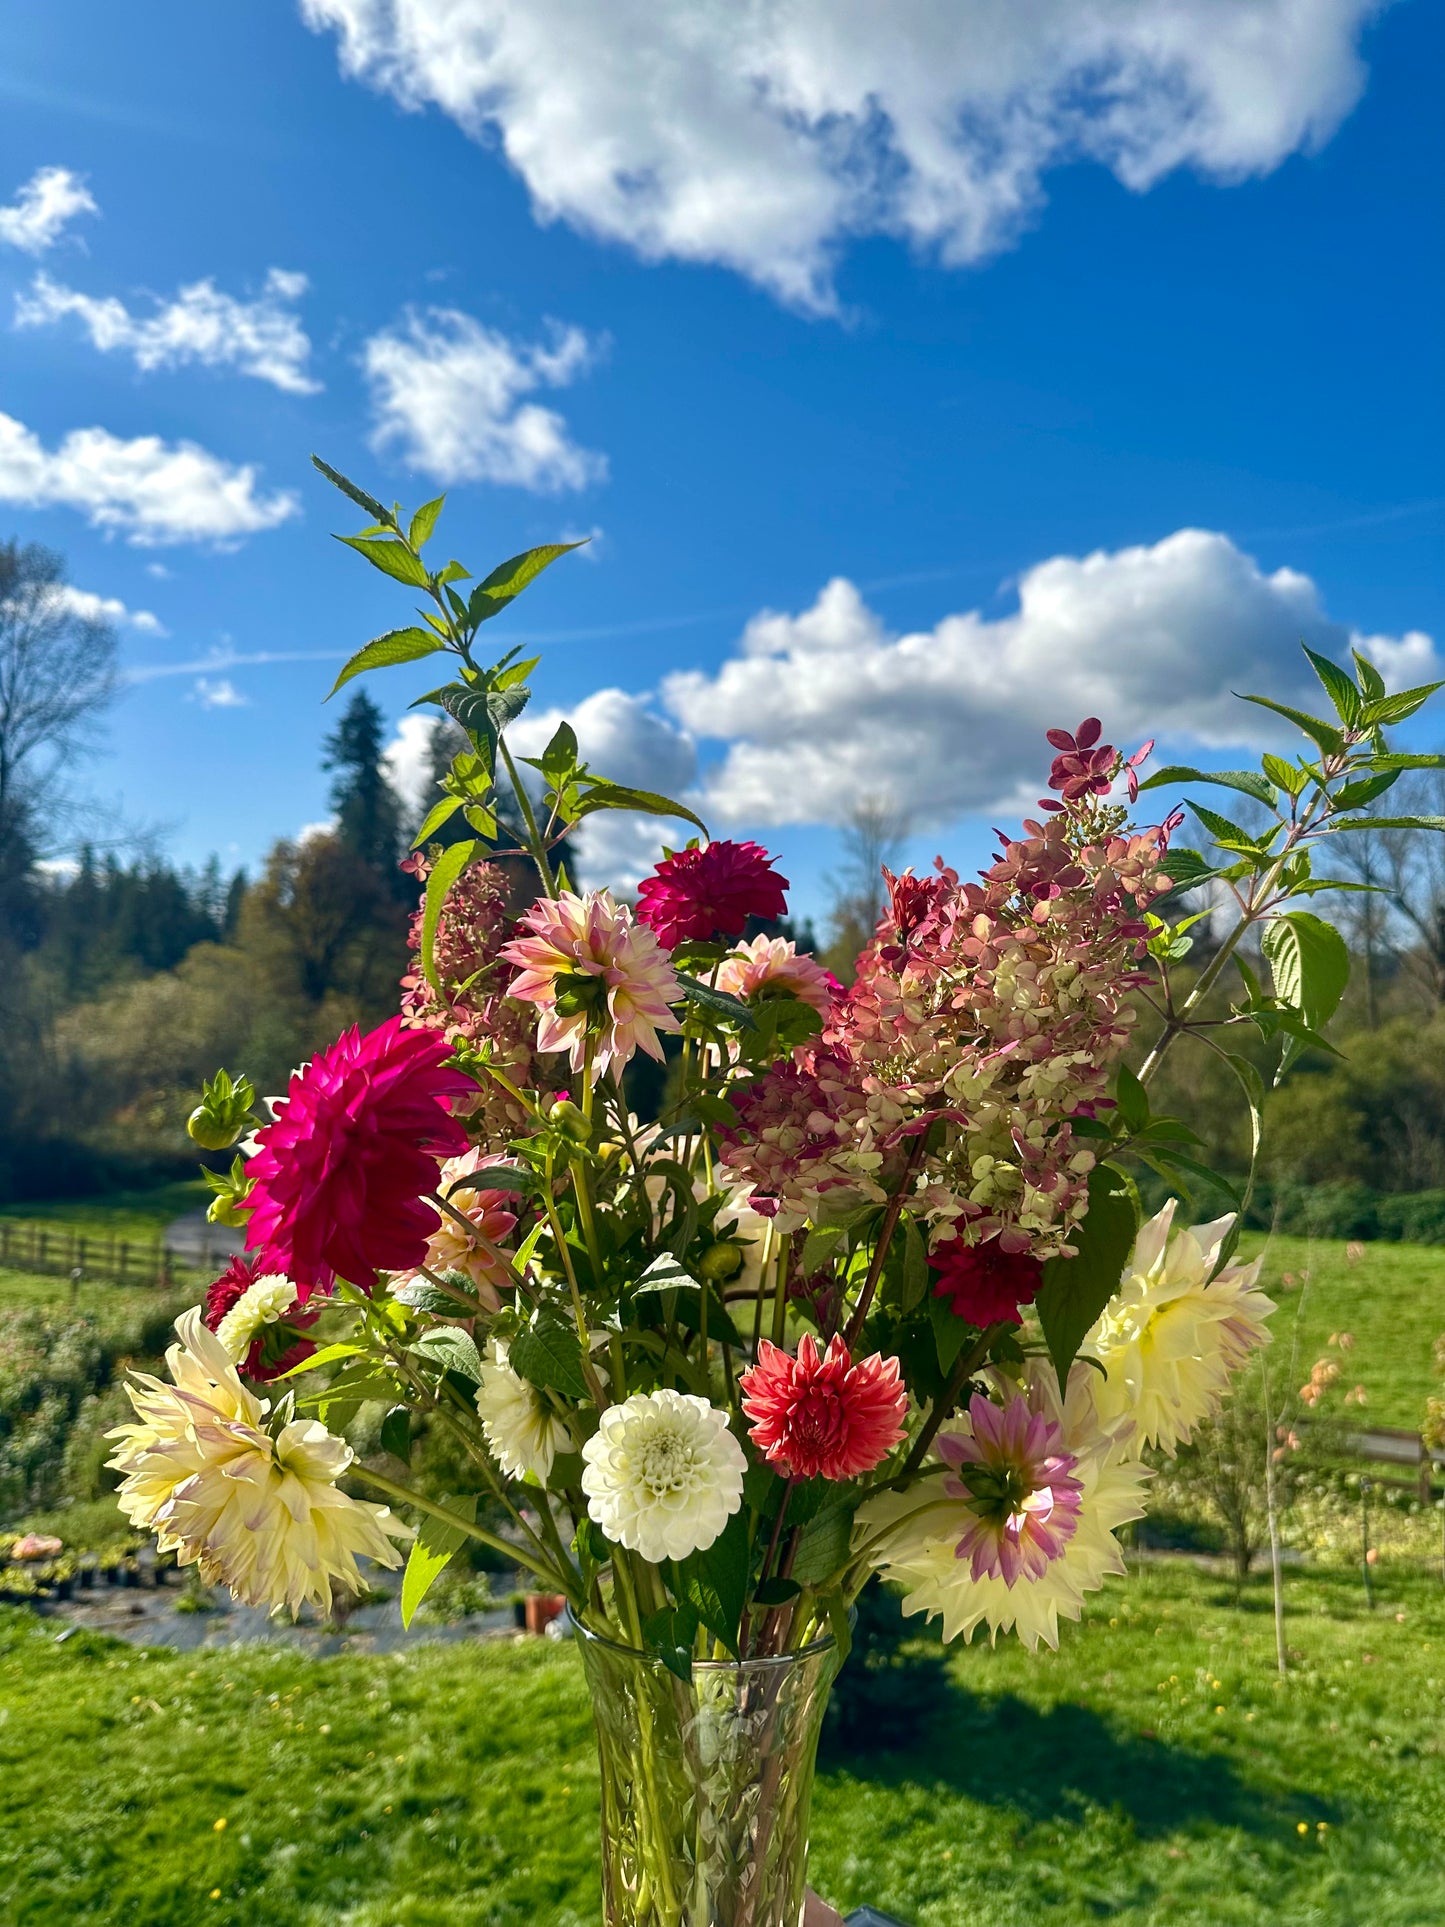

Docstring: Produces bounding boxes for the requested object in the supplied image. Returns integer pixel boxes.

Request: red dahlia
[930,1240,1043,1327]
[636,840,789,949]
[739,1333,908,1481]
[243,1017,474,1296]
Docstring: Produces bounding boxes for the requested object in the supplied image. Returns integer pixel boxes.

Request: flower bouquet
[111,463,1443,1927]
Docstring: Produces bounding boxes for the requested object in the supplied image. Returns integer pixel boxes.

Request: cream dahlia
[476,1337,571,1483]
[215,1272,298,1364]
[715,934,838,1017]
[1082,1201,1276,1458]
[106,1310,408,1616]
[501,890,680,1081]
[581,1389,746,1562]
[858,1361,1148,1650]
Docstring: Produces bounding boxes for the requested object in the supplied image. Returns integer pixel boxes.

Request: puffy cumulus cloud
[381,710,437,816]
[190,676,250,709]
[0,166,97,254]
[302,0,1381,308]
[363,308,605,490]
[0,411,298,547]
[662,530,1439,828]
[16,268,319,395]
[41,583,166,636]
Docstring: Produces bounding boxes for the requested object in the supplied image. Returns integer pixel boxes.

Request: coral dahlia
[636,840,789,949]
[715,934,839,1017]
[740,1334,907,1481]
[402,1146,522,1312]
[243,1017,474,1296]
[930,1240,1043,1327]
[501,890,680,1081]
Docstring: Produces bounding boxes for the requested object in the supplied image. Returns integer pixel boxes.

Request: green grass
[0,1264,189,1321]
[1241,1234,1445,1429]
[0,1180,211,1238]
[1,1561,1442,1927]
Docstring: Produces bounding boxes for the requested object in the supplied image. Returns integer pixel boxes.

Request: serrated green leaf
[411,1326,484,1383]
[311,455,391,525]
[790,1498,861,1587]
[1262,910,1350,1082]
[1302,645,1363,726]
[1138,766,1278,806]
[422,838,478,991]
[1036,1162,1139,1391]
[1237,693,1345,758]
[1187,799,1273,857]
[675,1510,748,1654]
[1114,1064,1149,1134]
[336,533,431,589]
[273,1342,367,1380]
[1360,681,1444,727]
[634,1254,701,1293]
[412,794,465,846]
[1262,753,1308,797]
[1352,649,1387,701]
[400,1495,475,1629]
[408,496,445,550]
[1329,814,1445,833]
[1329,773,1400,812]
[573,781,709,837]
[753,1576,802,1607]
[467,542,586,625]
[509,1320,588,1399]
[329,627,445,699]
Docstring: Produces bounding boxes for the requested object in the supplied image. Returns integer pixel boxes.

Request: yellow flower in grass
[1082,1201,1276,1458]
[107,1309,408,1616]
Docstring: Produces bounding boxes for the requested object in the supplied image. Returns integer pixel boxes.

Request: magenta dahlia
[243,1017,474,1295]
[939,1392,1083,1585]
[635,840,789,949]
[931,1240,1043,1328]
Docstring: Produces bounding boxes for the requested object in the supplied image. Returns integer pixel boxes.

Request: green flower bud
[206,1191,249,1229]
[551,1099,593,1145]
[698,1242,743,1282]
[186,1068,257,1150]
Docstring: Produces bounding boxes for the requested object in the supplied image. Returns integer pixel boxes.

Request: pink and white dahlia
[502,889,680,1081]
[403,1146,521,1311]
[740,1334,908,1481]
[716,934,839,1017]
[244,1018,474,1296]
[636,839,789,949]
[937,1392,1083,1584]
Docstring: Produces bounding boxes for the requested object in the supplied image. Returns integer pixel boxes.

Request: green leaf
[421,837,478,991]
[634,1254,701,1293]
[1236,693,1345,758]
[273,1342,367,1380]
[328,627,445,699]
[1138,766,1278,806]
[901,1214,929,1314]
[311,455,391,526]
[411,1326,484,1384]
[1035,1162,1139,1391]
[1360,681,1445,727]
[642,1604,699,1682]
[411,794,465,846]
[408,496,445,550]
[1262,753,1308,798]
[400,1495,476,1629]
[437,559,471,586]
[1302,645,1363,726]
[1262,910,1350,1078]
[379,1405,411,1461]
[752,1577,802,1607]
[929,1288,972,1374]
[1187,798,1273,857]
[336,533,431,589]
[572,781,709,837]
[538,720,578,783]
[675,972,755,1029]
[675,1510,748,1654]
[1352,649,1387,701]
[1154,847,1231,898]
[800,1224,846,1276]
[392,1276,478,1316]
[509,1319,589,1399]
[468,542,587,624]
[1329,815,1445,834]
[790,1499,861,1588]
[1114,1064,1149,1135]
[1329,772,1401,812]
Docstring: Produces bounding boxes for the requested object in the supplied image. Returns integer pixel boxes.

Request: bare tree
[823,793,911,978]
[0,541,119,851]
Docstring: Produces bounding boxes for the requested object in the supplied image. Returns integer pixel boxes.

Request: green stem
[498,733,558,898]
[351,1464,566,1591]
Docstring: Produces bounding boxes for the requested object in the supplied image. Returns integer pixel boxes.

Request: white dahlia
[857,1360,1149,1651]
[1083,1201,1276,1458]
[476,1338,572,1483]
[106,1309,408,1617]
[215,1273,297,1364]
[581,1389,746,1563]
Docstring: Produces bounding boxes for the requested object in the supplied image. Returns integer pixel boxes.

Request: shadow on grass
[826,1672,1339,1839]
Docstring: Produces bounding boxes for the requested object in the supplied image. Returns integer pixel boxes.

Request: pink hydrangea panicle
[635,839,789,949]
[715,934,839,1016]
[1045,718,1117,803]
[939,1392,1084,1585]
[930,1240,1043,1327]
[501,889,680,1081]
[244,1018,474,1296]
[739,1333,908,1481]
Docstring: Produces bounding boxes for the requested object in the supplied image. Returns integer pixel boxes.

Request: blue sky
[2,0,1441,920]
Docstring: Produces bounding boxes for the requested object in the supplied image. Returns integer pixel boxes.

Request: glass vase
[572,1617,839,1927]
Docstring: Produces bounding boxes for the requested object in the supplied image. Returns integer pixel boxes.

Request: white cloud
[45,583,166,636]
[191,676,250,708]
[303,0,1381,308]
[0,410,299,546]
[363,307,606,489]
[661,529,1440,828]
[382,711,437,814]
[15,267,319,395]
[0,166,97,254]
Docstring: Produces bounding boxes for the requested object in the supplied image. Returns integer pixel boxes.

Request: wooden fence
[0,1219,215,1287]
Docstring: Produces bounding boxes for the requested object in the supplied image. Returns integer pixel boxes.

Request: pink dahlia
[636,840,789,949]
[244,1017,474,1296]
[501,889,680,1081]
[739,1333,908,1481]
[404,1145,521,1312]
[931,1240,1043,1328]
[715,934,839,1016]
[939,1392,1083,1585]
[202,1253,317,1381]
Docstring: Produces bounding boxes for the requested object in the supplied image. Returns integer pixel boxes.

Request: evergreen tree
[322,691,405,876]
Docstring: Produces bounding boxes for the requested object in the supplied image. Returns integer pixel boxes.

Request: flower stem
[350,1464,567,1592]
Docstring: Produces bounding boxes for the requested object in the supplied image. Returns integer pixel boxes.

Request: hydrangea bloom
[244,1017,474,1295]
[859,1361,1148,1650]
[502,889,680,1081]
[1083,1201,1276,1456]
[476,1338,572,1482]
[740,1334,907,1480]
[930,1240,1043,1327]
[581,1389,746,1562]
[202,1255,315,1379]
[715,934,839,1017]
[636,840,789,948]
[107,1310,408,1616]
[937,1392,1083,1583]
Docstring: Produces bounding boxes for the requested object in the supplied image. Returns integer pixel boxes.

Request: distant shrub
[1245,1183,1445,1246]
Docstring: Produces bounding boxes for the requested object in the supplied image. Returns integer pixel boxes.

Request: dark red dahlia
[243,1017,474,1296]
[201,1253,318,1381]
[930,1240,1043,1328]
[635,840,789,949]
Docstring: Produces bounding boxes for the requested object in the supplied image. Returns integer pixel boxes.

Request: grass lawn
[0,1180,211,1240]
[1,1560,1442,1927]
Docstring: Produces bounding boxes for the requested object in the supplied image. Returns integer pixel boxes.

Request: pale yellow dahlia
[1082,1201,1276,1458]
[475,1337,572,1482]
[857,1360,1149,1652]
[106,1309,408,1616]
[215,1272,297,1363]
